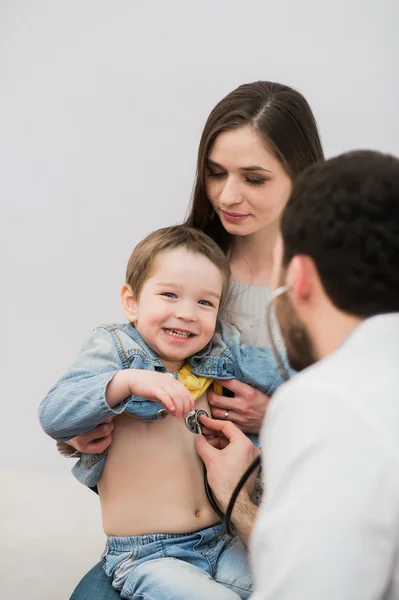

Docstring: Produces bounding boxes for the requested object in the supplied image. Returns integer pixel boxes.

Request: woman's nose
[219,177,243,208]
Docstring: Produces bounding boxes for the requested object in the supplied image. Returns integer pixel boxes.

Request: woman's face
[206,125,292,237]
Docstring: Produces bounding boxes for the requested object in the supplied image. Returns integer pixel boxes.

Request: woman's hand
[207,379,270,434]
[67,418,115,454]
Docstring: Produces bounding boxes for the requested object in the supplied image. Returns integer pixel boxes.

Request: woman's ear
[120,283,137,322]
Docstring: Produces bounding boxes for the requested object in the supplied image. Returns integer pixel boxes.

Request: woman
[69,80,324,599]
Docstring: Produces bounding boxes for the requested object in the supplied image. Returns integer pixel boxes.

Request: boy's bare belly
[97,392,220,536]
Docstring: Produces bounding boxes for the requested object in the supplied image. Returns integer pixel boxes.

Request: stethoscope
[200,285,291,535]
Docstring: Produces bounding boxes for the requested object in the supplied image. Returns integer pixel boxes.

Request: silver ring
[224,410,229,419]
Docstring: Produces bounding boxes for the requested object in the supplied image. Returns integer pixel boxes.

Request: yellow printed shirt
[177,363,223,401]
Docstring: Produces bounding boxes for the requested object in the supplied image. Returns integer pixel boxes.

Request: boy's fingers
[182,390,194,416]
[174,397,183,418]
[170,381,193,417]
[159,390,175,413]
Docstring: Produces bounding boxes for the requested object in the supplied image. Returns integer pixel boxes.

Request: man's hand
[195,414,260,512]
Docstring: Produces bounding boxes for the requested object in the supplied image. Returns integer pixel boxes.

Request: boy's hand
[129,370,194,418]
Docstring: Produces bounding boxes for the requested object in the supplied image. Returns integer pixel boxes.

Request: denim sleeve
[219,320,296,395]
[38,326,130,442]
[72,452,107,488]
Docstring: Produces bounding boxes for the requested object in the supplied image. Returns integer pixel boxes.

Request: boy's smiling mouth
[163,328,195,339]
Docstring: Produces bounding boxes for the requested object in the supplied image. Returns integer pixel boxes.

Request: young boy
[39,226,291,600]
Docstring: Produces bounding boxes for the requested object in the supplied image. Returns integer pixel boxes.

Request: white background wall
[1,0,398,474]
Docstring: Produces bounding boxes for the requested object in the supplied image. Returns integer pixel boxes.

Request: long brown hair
[185,81,324,253]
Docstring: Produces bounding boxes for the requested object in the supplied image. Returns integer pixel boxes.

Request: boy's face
[125,247,224,372]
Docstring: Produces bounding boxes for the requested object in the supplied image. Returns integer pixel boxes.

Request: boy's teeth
[165,329,191,338]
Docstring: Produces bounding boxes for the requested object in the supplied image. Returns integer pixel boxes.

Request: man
[195,150,399,599]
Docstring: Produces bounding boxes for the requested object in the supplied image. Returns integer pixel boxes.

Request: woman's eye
[245,177,267,186]
[161,292,177,299]
[198,300,213,307]
[207,171,226,180]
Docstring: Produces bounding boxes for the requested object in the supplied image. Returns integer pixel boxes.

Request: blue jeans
[70,562,119,600]
[71,524,251,600]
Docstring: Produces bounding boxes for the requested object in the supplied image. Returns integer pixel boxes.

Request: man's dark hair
[281,150,399,317]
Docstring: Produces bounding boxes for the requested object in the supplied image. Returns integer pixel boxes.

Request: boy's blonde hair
[126,225,231,302]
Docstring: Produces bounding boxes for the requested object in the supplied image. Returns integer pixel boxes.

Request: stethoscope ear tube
[223,455,261,536]
[222,286,291,535]
[203,464,225,521]
[203,455,262,535]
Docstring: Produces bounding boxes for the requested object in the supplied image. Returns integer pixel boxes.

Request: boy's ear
[120,283,137,322]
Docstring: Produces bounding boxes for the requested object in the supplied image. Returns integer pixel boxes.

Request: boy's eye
[161,292,177,299]
[198,300,213,307]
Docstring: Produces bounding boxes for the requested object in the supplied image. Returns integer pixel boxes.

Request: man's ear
[286,255,315,304]
[120,283,137,322]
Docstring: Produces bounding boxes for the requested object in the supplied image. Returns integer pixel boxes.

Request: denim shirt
[39,321,293,487]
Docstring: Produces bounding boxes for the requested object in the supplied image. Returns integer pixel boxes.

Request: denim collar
[122,323,165,368]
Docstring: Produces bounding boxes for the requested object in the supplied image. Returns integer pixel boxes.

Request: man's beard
[275,287,317,372]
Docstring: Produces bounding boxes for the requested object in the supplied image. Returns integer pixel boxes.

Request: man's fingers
[200,426,226,437]
[206,437,229,449]
[198,414,246,442]
[194,434,218,464]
